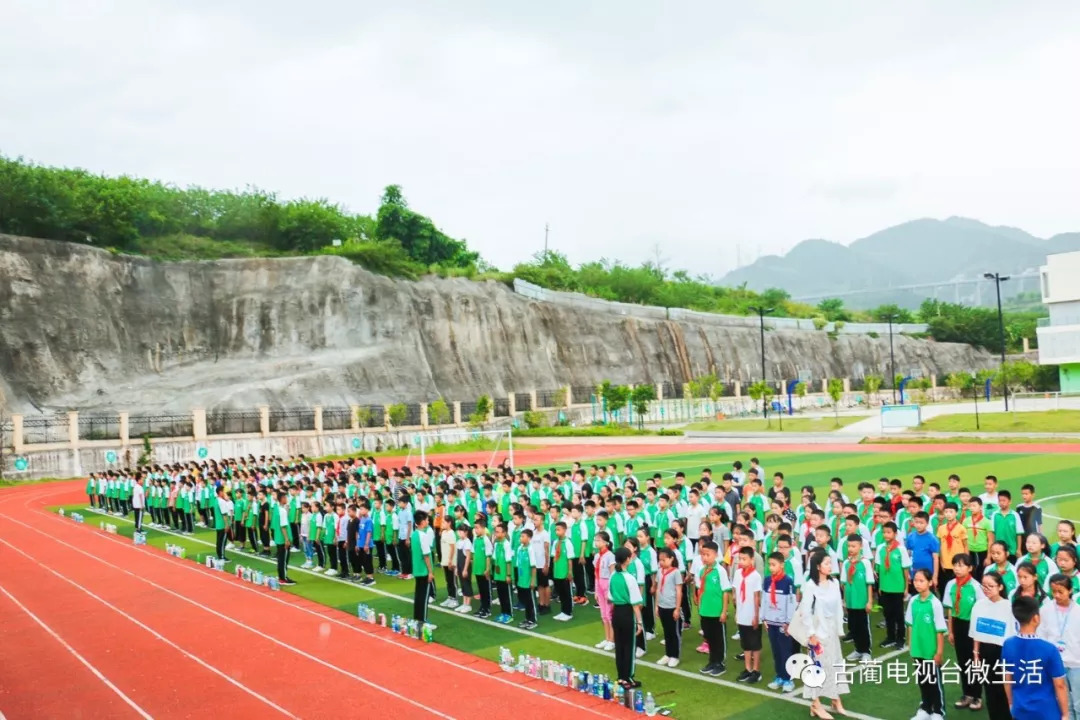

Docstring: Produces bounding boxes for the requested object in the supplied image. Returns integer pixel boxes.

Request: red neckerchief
[554,539,562,561]
[698,563,716,604]
[884,540,899,570]
[847,557,859,582]
[969,513,984,539]
[595,548,609,582]
[739,565,753,602]
[945,520,959,550]
[954,574,971,610]
[659,567,677,595]
[769,571,785,605]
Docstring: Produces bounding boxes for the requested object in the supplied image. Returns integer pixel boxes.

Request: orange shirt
[937,521,968,569]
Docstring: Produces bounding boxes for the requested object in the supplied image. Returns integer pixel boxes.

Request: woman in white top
[798,548,849,719]
[969,572,1015,720]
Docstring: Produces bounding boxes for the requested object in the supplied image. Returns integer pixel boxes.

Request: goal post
[414,427,515,468]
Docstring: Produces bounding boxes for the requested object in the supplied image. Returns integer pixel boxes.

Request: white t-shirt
[440,529,456,567]
[734,569,763,625]
[530,529,551,568]
[969,597,1017,646]
[1037,599,1080,668]
[685,503,708,539]
[596,549,617,581]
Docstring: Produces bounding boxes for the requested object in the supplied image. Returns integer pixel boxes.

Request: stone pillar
[350,405,360,431]
[453,401,462,426]
[313,406,323,434]
[563,384,573,407]
[384,404,393,430]
[1022,337,1030,353]
[258,406,270,437]
[118,412,129,445]
[842,378,850,392]
[12,414,24,454]
[68,410,79,448]
[930,374,938,388]
[420,403,429,428]
[529,390,537,411]
[656,382,664,401]
[734,381,741,398]
[193,407,207,439]
[682,383,691,400]
[508,394,517,415]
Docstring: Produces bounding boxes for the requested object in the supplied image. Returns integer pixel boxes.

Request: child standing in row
[763,551,796,692]
[943,554,984,711]
[696,540,732,676]
[734,546,763,683]
[610,547,645,690]
[907,568,947,720]
[654,547,684,668]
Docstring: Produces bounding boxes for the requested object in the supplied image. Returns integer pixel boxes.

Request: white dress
[798,579,850,700]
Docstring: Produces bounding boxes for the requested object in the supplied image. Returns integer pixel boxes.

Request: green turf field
[60,447,1080,720]
[919,409,1080,433]
[684,416,863,432]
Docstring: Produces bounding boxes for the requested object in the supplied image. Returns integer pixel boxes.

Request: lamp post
[748,305,774,419]
[984,272,1011,411]
[883,312,899,404]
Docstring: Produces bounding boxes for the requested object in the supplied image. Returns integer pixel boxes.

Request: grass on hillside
[125,234,283,261]
[918,409,1080,433]
[514,425,683,437]
[53,447,1080,720]
[685,416,862,432]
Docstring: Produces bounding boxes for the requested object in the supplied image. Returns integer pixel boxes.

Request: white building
[1036,250,1080,392]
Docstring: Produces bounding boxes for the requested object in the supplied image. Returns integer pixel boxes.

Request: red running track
[0,481,638,720]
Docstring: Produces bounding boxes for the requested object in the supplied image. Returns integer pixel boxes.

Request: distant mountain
[721,217,1080,309]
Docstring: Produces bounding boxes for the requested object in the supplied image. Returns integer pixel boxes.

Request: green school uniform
[906,593,947,660]
[989,562,1019,595]
[842,558,874,609]
[86,478,96,498]
[514,545,534,588]
[212,496,226,531]
[697,562,732,618]
[492,539,512,582]
[410,529,429,577]
[609,570,643,606]
[308,511,320,541]
[322,513,336,544]
[473,534,491,576]
[1018,554,1057,585]
[875,542,911,594]
[270,505,289,544]
[550,537,574,580]
[943,578,982,620]
[965,514,993,553]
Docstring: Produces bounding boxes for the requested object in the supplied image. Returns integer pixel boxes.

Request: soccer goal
[406,427,515,469]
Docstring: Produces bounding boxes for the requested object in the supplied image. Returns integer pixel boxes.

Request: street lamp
[984,272,1011,411]
[882,312,899,404]
[748,305,775,419]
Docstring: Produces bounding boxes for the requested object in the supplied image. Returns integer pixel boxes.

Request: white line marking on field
[1033,491,1080,522]
[0,536,299,718]
[0,582,154,720]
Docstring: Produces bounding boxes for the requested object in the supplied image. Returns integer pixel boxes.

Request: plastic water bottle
[378,613,387,627]
[644,692,656,716]
[516,654,526,673]
[635,690,645,713]
[391,615,400,633]
[614,683,625,706]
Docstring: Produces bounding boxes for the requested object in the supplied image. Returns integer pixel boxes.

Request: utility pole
[984,272,1011,411]
[884,313,899,404]
[748,305,775,420]
[544,223,549,255]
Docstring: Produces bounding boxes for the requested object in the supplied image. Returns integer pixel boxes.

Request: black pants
[388,541,400,572]
[247,526,259,550]
[120,499,129,516]
[848,608,871,655]
[443,567,458,598]
[398,540,412,575]
[700,615,726,667]
[290,522,300,548]
[553,577,572,617]
[350,547,363,574]
[413,576,430,622]
[337,542,350,578]
[517,586,537,623]
[916,658,945,715]
[477,575,492,613]
[680,574,693,624]
[938,568,955,598]
[573,559,587,597]
[233,523,245,544]
[613,604,637,682]
[259,527,270,553]
[326,541,338,571]
[184,512,194,533]
[970,551,987,580]
[215,529,227,560]
[496,579,513,616]
[358,548,374,576]
[584,555,595,592]
[375,540,387,570]
[953,618,981,699]
[979,643,1010,720]
[313,540,325,567]
[880,591,906,644]
[659,607,682,658]
[641,575,655,634]
[276,543,290,581]
[133,508,144,532]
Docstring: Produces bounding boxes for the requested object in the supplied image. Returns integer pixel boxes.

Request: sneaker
[602,641,615,651]
[700,663,716,675]
[361,578,375,587]
[667,658,680,668]
[845,650,862,661]
[747,671,762,684]
[455,605,472,614]
[574,596,589,606]
[553,613,571,622]
[736,670,752,682]
[879,639,897,649]
[735,652,745,661]
[696,642,709,654]
[767,677,782,690]
[522,621,538,630]
[312,566,325,573]
[477,611,491,619]
[439,598,454,608]
[226,543,236,550]
[289,547,300,553]
[499,615,514,625]
[280,578,297,585]
[782,681,796,693]
[594,640,608,649]
[645,631,656,640]
[877,620,887,629]
[446,600,460,609]
[859,653,872,664]
[657,656,670,666]
[399,574,413,581]
[708,663,725,676]
[591,602,601,610]
[732,631,740,640]
[635,648,646,659]
[325,569,339,577]
[910,711,931,720]
[300,561,312,569]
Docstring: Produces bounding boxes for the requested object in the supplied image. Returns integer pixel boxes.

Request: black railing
[322,407,353,431]
[78,415,121,441]
[571,385,595,404]
[20,415,69,445]
[494,398,510,417]
[356,405,384,428]
[207,411,262,436]
[268,410,316,433]
[127,414,194,438]
[514,392,532,411]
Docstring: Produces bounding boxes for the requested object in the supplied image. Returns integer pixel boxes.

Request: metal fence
[391,403,422,427]
[127,414,194,438]
[19,415,69,445]
[571,385,595,404]
[536,389,561,408]
[207,411,262,436]
[268,409,316,433]
[494,398,510,417]
[356,405,385,428]
[322,407,353,431]
[850,377,866,392]
[514,392,532,412]
[78,415,121,441]
[459,401,478,421]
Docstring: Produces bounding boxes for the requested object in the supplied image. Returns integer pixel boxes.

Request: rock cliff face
[0,235,995,413]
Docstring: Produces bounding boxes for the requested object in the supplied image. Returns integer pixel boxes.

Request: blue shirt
[905,530,940,572]
[356,516,373,549]
[397,507,413,540]
[1002,634,1065,720]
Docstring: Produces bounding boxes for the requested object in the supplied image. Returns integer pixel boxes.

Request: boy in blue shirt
[1003,595,1068,720]
[355,501,376,586]
[762,551,797,693]
[905,512,940,592]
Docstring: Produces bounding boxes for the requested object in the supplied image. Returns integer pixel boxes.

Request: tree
[945,371,975,396]
[747,381,775,426]
[387,403,408,428]
[428,398,451,426]
[598,381,631,420]
[997,359,1036,394]
[469,395,492,427]
[355,406,374,428]
[827,378,845,425]
[816,298,851,322]
[630,384,657,429]
[794,381,808,400]
[864,375,883,405]
[870,304,915,324]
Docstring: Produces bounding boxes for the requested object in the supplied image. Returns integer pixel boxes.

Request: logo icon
[785,653,826,688]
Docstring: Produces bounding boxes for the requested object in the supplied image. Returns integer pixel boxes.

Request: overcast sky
[3,1,1079,277]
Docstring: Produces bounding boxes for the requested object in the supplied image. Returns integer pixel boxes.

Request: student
[1017,533,1060,587]
[1014,562,1048,605]
[1037,574,1080,719]
[696,540,732,677]
[841,534,875,662]
[131,476,146,533]
[439,515,459,608]
[212,487,229,561]
[760,550,796,692]
[397,497,415,580]
[337,505,353,581]
[1016,484,1044,539]
[491,523,514,624]
[624,537,648,658]
[514,527,538,629]
[654,547,684,668]
[309,501,326,572]
[937,502,968,594]
[355,502,375,586]
[410,510,435,624]
[943,554,984,711]
[594,531,616,648]
[637,528,658,641]
[609,547,645,690]
[550,521,576,621]
[906,568,947,720]
[906,512,940,592]
[988,541,1019,596]
[969,572,1015,720]
[964,498,994,579]
[322,504,339,575]
[1002,595,1068,720]
[993,490,1024,561]
[473,520,494,619]
[1051,546,1080,598]
[876,521,911,649]
[1051,520,1078,559]
[271,491,296,585]
[733,546,763,682]
[531,509,552,615]
[454,524,474,614]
